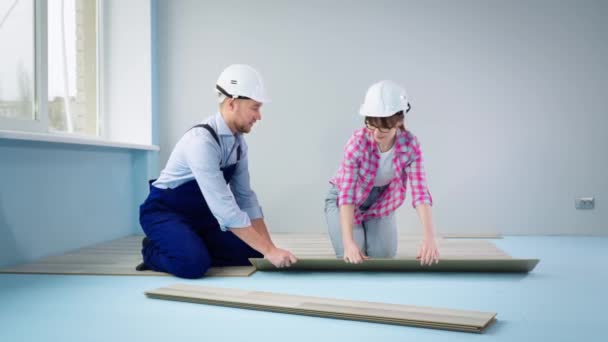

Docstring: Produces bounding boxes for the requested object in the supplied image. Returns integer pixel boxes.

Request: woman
[325,80,440,265]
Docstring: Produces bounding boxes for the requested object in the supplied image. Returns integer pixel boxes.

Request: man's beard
[237,122,252,134]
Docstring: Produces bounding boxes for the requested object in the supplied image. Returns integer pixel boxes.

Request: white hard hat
[359,80,410,117]
[216,64,270,103]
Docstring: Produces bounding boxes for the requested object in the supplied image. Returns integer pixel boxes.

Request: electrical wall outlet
[575,197,595,210]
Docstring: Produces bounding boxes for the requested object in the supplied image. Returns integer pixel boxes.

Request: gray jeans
[324,184,397,258]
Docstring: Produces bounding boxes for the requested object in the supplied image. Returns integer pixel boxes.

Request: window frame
[0,0,102,138]
[0,0,157,151]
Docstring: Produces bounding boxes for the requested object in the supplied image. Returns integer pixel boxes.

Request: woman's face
[372,127,396,144]
[366,118,404,145]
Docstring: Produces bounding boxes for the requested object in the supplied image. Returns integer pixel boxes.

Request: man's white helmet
[216,64,270,104]
[359,80,410,117]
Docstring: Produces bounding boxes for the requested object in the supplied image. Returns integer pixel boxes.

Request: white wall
[103,0,152,146]
[156,0,608,235]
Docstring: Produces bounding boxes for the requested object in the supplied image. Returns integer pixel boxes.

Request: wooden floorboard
[0,235,255,277]
[270,233,512,259]
[145,284,497,333]
[0,233,517,277]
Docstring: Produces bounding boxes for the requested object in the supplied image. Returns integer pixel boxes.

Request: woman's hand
[417,237,440,265]
[343,240,369,264]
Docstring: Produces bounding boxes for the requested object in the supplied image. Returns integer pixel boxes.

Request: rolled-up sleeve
[183,133,251,231]
[405,138,433,208]
[229,141,264,221]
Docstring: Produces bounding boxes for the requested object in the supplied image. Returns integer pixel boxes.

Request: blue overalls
[139,124,262,278]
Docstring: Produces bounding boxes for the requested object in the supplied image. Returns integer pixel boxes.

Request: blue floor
[0,236,606,341]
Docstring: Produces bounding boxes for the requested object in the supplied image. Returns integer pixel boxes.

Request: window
[0,0,99,136]
[1,0,154,149]
[0,0,35,122]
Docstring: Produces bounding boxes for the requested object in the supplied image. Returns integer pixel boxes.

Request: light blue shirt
[153,112,263,231]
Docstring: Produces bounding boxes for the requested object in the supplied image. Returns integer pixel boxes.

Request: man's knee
[171,252,212,279]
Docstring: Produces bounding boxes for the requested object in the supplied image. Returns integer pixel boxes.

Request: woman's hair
[365,111,405,130]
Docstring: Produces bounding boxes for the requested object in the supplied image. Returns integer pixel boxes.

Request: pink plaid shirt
[330,128,433,224]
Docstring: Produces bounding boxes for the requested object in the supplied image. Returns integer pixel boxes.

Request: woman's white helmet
[359,80,410,117]
[216,64,271,103]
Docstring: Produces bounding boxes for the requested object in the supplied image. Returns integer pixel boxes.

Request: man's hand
[230,224,296,268]
[343,240,368,264]
[264,247,298,268]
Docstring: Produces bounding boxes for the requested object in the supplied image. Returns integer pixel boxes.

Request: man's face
[233,99,262,134]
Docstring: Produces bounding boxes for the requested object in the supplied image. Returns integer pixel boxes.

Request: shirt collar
[364,128,409,154]
[395,129,409,152]
[214,112,236,137]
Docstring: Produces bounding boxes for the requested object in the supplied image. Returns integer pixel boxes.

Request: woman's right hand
[343,240,369,264]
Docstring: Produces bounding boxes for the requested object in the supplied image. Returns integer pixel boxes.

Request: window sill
[0,129,159,151]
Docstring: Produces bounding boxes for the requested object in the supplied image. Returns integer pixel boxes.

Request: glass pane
[48,0,97,135]
[0,0,35,121]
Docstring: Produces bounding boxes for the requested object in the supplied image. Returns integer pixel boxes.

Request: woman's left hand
[417,237,440,266]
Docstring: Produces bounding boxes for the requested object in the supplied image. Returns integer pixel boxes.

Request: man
[137,64,297,278]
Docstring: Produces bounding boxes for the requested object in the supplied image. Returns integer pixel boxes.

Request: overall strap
[191,124,241,161]
[191,124,220,145]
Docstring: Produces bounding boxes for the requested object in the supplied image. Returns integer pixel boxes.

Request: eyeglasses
[365,122,395,133]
